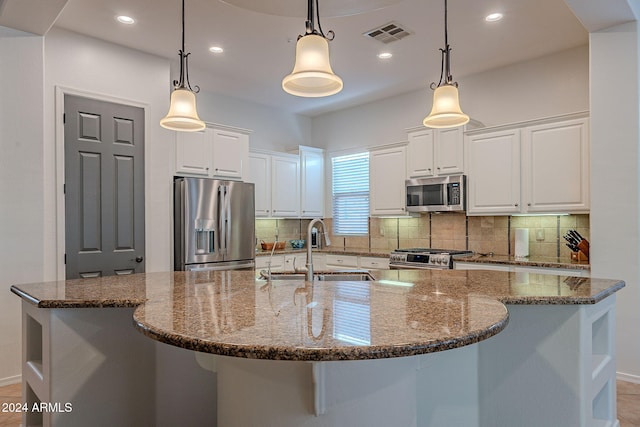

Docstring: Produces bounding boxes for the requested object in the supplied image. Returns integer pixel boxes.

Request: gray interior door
[64,95,145,279]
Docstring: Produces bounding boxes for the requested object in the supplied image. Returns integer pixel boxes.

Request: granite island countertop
[11,269,622,362]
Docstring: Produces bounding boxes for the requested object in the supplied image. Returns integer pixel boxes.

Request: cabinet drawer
[325,254,359,269]
[359,257,389,270]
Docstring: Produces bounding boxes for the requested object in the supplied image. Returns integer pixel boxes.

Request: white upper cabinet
[466,113,590,215]
[175,129,210,176]
[406,126,466,178]
[522,118,589,213]
[210,128,248,180]
[370,144,407,216]
[436,126,465,175]
[271,153,300,217]
[247,152,271,217]
[467,129,521,215]
[407,129,435,177]
[175,124,250,180]
[299,146,325,218]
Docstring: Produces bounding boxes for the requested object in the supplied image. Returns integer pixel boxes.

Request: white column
[589,21,640,382]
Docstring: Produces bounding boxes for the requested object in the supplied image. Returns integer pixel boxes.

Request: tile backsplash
[256,214,589,260]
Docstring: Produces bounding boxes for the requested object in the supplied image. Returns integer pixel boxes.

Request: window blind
[331,152,369,236]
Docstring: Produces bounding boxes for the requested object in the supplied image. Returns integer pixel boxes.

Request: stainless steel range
[389,248,473,270]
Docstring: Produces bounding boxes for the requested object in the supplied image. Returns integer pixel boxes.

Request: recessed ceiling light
[485,12,503,22]
[377,52,393,59]
[209,46,224,54]
[116,15,135,25]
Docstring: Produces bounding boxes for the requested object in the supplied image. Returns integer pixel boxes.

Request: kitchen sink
[259,271,375,282]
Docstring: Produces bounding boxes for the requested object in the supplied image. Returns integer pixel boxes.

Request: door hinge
[63,113,66,124]
[64,254,66,264]
[63,184,66,194]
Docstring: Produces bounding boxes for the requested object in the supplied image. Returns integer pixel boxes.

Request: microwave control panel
[448,183,461,205]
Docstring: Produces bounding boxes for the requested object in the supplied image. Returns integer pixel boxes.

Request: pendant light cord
[302,0,334,41]
[431,0,456,89]
[174,0,198,93]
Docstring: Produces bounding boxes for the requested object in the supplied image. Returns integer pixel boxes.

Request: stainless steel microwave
[405,175,466,212]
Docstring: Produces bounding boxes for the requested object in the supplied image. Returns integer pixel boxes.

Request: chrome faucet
[306,218,331,281]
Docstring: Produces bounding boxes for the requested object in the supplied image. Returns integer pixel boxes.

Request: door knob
[135,256,144,263]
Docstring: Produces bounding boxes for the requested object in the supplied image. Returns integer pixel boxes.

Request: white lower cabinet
[325,254,359,270]
[284,254,307,272]
[359,256,390,270]
[255,255,284,272]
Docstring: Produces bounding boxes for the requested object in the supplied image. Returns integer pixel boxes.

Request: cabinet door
[435,126,464,175]
[300,148,325,218]
[211,128,247,179]
[271,155,300,217]
[175,130,210,176]
[255,255,285,272]
[247,153,271,217]
[284,254,307,272]
[467,130,521,215]
[370,146,407,216]
[407,129,434,177]
[522,118,589,213]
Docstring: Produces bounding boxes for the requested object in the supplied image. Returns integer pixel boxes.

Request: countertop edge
[257,249,591,270]
[132,307,509,361]
[499,280,625,305]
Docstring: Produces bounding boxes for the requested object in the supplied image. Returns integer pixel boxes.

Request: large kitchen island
[11,269,624,427]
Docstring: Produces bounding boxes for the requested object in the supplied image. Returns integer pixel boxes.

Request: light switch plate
[536,228,545,241]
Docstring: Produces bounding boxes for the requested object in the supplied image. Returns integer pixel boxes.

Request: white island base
[21,295,618,426]
[213,295,619,427]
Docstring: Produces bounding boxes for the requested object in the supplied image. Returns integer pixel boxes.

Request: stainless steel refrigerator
[174,177,255,271]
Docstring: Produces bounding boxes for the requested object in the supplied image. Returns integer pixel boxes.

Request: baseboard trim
[0,374,21,387]
[617,371,640,384]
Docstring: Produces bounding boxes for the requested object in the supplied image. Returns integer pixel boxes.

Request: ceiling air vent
[363,22,412,44]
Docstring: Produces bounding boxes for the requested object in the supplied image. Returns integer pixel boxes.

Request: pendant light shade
[160,88,205,131]
[160,0,205,132]
[282,0,343,98]
[423,84,469,128]
[423,0,469,129]
[283,34,343,97]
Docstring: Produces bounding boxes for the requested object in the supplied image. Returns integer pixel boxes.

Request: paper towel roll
[515,228,529,258]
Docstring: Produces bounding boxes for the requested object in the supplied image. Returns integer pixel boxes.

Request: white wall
[311,45,589,152]
[589,21,640,382]
[196,91,312,152]
[0,33,44,385]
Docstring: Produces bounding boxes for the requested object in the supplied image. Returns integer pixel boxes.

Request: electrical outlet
[536,229,545,241]
[379,227,385,236]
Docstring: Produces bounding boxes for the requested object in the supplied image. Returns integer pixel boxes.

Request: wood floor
[0,380,638,426]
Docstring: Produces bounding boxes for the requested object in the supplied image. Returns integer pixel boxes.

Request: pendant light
[160,0,205,132]
[423,0,469,129]
[282,0,343,97]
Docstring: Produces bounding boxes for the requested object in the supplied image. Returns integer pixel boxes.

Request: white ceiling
[1,0,591,116]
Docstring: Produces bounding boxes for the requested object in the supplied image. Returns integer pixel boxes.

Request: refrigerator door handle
[219,184,228,254]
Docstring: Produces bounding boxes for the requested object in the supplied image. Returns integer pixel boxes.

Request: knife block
[571,251,589,262]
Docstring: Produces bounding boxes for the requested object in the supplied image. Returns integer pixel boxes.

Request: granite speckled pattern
[11,269,623,361]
